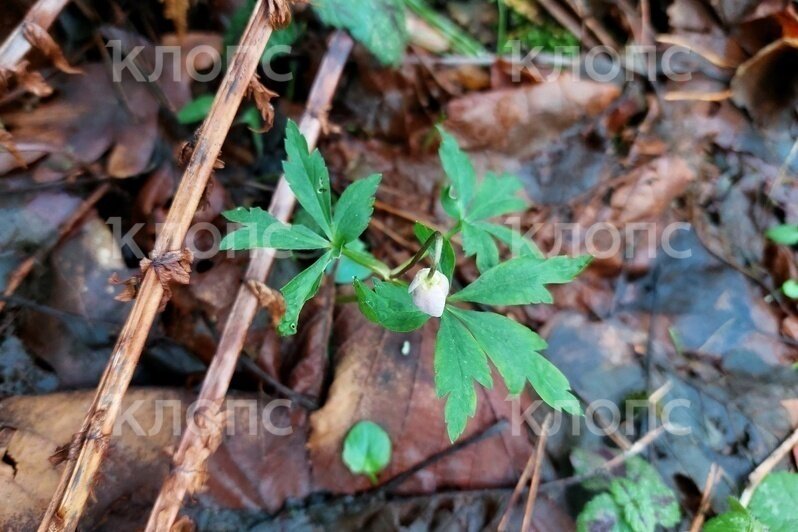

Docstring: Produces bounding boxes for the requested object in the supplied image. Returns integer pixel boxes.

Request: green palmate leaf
[577,458,680,532]
[468,172,528,221]
[766,224,798,246]
[462,221,500,272]
[448,307,581,415]
[220,207,330,251]
[438,126,477,217]
[332,174,381,246]
[749,472,798,531]
[705,499,767,532]
[450,254,591,305]
[480,221,543,258]
[278,251,334,335]
[342,420,392,484]
[413,222,456,281]
[354,279,429,332]
[577,493,631,532]
[314,0,407,65]
[177,94,214,124]
[283,120,334,239]
[435,311,493,442]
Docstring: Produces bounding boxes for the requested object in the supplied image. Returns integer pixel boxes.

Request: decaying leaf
[109,272,142,303]
[0,61,53,98]
[141,248,194,311]
[22,22,82,75]
[0,130,26,168]
[246,76,279,132]
[246,279,286,327]
[731,37,798,124]
[308,306,534,493]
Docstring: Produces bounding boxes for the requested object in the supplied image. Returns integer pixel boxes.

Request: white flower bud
[408,268,449,317]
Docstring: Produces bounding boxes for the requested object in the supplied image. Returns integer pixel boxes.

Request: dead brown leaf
[0,130,26,168]
[141,248,194,311]
[444,75,620,159]
[247,75,279,132]
[610,156,697,223]
[109,272,141,303]
[247,279,286,327]
[22,22,82,75]
[0,390,189,531]
[730,37,798,124]
[308,306,534,494]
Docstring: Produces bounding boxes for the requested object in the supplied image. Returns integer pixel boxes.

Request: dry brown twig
[522,413,553,532]
[498,413,553,532]
[144,30,354,532]
[690,463,721,532]
[36,2,286,530]
[0,0,71,69]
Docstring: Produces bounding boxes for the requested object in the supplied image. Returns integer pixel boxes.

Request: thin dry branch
[37,2,279,530]
[522,414,552,532]
[0,0,71,69]
[690,463,721,532]
[144,30,354,532]
[0,183,110,314]
[498,414,553,532]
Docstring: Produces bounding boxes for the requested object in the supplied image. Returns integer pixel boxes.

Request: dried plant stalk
[37,2,277,531]
[145,30,354,532]
[0,0,71,69]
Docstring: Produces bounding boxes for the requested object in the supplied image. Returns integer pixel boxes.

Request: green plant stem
[496,0,508,53]
[391,231,441,279]
[403,0,487,56]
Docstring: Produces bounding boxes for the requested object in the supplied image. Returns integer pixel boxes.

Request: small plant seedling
[342,420,392,484]
[705,472,798,531]
[222,120,590,441]
[576,457,681,532]
[765,225,798,300]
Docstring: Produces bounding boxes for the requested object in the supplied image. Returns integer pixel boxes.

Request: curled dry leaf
[0,130,26,168]
[22,22,82,75]
[247,279,287,328]
[267,0,294,30]
[0,60,53,98]
[731,37,798,124]
[140,248,194,311]
[109,272,141,303]
[247,76,279,131]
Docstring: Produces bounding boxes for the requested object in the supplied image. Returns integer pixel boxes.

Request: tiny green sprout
[223,120,590,441]
[782,279,798,299]
[342,420,392,484]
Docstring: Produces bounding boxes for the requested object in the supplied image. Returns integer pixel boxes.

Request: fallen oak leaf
[22,22,82,75]
[140,248,194,311]
[246,279,286,328]
[246,75,279,131]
